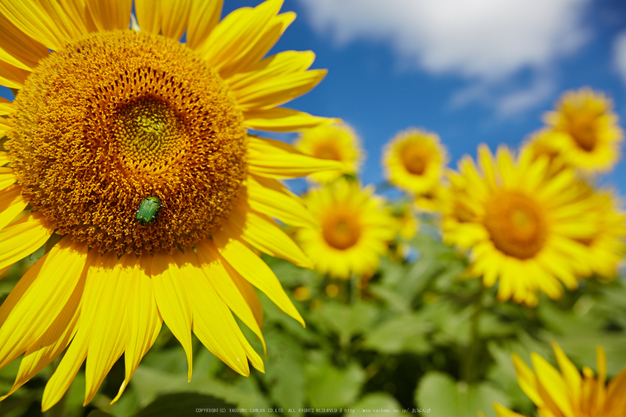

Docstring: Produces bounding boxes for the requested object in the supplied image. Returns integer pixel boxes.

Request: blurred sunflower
[295,178,395,279]
[492,342,626,417]
[443,145,597,306]
[578,188,626,280]
[0,0,340,410]
[413,182,449,213]
[539,88,623,173]
[383,128,448,195]
[295,122,362,183]
[523,129,569,177]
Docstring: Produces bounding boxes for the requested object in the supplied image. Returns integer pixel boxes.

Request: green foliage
[1,217,625,417]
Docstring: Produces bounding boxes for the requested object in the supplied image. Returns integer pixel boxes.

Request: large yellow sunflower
[295,122,362,183]
[492,342,626,417]
[383,127,448,195]
[539,88,623,173]
[442,145,597,306]
[295,178,395,279]
[0,0,341,410]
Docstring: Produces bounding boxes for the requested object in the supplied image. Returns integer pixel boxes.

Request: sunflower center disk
[569,114,597,152]
[8,30,247,255]
[114,97,185,172]
[483,191,547,259]
[313,142,342,161]
[322,212,361,250]
[402,146,428,175]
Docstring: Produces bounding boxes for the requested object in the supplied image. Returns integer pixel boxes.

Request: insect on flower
[136,196,162,225]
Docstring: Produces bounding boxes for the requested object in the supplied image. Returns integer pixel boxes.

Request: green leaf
[261,333,306,416]
[306,362,365,408]
[414,372,509,417]
[362,313,432,355]
[134,393,240,417]
[315,302,379,343]
[87,411,115,417]
[352,393,402,416]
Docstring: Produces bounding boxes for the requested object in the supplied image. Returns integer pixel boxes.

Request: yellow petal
[196,239,266,355]
[0,185,27,230]
[0,60,29,89]
[531,353,575,417]
[201,0,283,75]
[42,327,88,411]
[185,0,223,50]
[174,250,263,375]
[0,238,87,371]
[0,11,49,71]
[219,11,296,80]
[551,342,581,402]
[0,0,65,50]
[83,253,133,405]
[229,50,315,92]
[134,0,159,34]
[0,273,83,401]
[0,168,17,191]
[512,353,543,407]
[247,174,317,228]
[0,0,91,50]
[236,69,327,112]
[478,144,498,190]
[87,0,131,31]
[111,255,162,404]
[151,251,194,381]
[493,403,525,417]
[160,0,193,40]
[228,204,312,268]
[248,136,343,179]
[0,212,53,274]
[244,107,336,132]
[0,98,13,116]
[213,228,304,327]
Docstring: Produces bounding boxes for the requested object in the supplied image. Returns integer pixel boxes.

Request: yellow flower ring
[493,342,626,417]
[296,179,395,279]
[0,0,341,410]
[442,145,598,306]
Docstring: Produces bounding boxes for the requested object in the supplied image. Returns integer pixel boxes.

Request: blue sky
[230,0,626,196]
[2,0,625,197]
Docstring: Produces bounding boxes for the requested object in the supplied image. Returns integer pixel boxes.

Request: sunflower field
[0,1,625,417]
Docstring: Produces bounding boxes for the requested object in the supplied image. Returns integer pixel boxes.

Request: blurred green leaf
[352,393,402,416]
[261,333,305,416]
[315,302,379,344]
[134,393,240,417]
[414,372,509,417]
[362,313,432,355]
[306,362,365,408]
[87,411,115,417]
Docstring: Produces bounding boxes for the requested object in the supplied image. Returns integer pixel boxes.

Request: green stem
[461,286,485,383]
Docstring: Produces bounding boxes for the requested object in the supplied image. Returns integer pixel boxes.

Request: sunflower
[0,0,341,410]
[413,182,449,213]
[295,122,362,183]
[578,188,626,280]
[295,178,395,279]
[539,88,623,173]
[492,342,626,417]
[383,128,448,195]
[442,145,597,306]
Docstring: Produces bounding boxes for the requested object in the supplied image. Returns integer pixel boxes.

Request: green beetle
[136,197,162,226]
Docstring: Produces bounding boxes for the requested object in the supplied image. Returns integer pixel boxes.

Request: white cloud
[614,31,626,86]
[298,0,590,114]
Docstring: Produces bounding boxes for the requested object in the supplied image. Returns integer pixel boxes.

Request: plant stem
[461,285,485,383]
